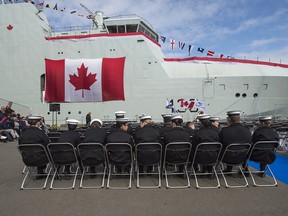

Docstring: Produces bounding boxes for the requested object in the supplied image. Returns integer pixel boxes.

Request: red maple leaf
[7,24,13,31]
[69,63,97,97]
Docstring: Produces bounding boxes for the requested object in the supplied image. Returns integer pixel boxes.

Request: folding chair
[47,132,61,143]
[105,143,133,189]
[47,143,80,190]
[163,142,192,189]
[219,143,251,188]
[247,141,279,187]
[191,142,222,189]
[18,144,52,190]
[135,143,162,189]
[77,143,107,189]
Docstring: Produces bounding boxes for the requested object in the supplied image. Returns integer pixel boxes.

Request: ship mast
[80,3,106,32]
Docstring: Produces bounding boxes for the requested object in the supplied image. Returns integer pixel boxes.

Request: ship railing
[0,98,32,117]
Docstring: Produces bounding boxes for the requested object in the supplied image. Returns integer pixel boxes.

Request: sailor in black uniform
[58,119,81,147]
[192,114,220,173]
[163,114,191,176]
[84,118,107,144]
[134,114,161,173]
[219,110,252,172]
[251,116,279,176]
[18,114,50,176]
[107,117,134,173]
[159,113,172,142]
[210,116,221,133]
[58,119,81,173]
[134,114,160,144]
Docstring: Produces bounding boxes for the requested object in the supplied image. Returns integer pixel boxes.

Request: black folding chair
[77,143,107,189]
[47,132,61,143]
[219,143,251,188]
[47,143,80,190]
[191,142,222,189]
[247,141,279,187]
[135,143,162,189]
[105,143,133,189]
[18,144,52,190]
[163,142,192,189]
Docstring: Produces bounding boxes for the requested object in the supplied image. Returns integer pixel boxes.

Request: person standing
[85,112,91,126]
[18,115,50,176]
[251,116,279,177]
[219,110,252,172]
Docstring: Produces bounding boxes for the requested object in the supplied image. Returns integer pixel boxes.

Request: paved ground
[1,141,288,216]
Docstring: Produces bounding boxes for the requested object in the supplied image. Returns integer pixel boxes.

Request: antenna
[80,3,98,29]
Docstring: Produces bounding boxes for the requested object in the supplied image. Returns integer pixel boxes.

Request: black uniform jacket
[250,126,279,163]
[163,127,191,163]
[58,130,81,147]
[134,125,161,144]
[84,127,108,144]
[18,127,50,147]
[18,127,50,164]
[106,129,134,164]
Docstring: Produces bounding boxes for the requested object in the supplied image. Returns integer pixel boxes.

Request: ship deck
[1,141,288,216]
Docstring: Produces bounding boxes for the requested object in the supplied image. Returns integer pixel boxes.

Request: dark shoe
[36,171,46,180]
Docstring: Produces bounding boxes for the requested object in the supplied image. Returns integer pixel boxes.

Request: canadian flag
[44,57,125,102]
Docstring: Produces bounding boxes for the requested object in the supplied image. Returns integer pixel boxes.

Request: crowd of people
[17,109,280,179]
[0,104,29,142]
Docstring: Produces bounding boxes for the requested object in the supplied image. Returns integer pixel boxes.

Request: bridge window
[126,24,138,32]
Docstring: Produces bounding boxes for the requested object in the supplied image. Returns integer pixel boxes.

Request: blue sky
[41,0,288,63]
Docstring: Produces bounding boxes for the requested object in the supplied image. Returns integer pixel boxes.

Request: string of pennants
[27,0,231,58]
[24,1,95,19]
[159,36,234,59]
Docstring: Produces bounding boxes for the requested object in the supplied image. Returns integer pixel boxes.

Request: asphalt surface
[1,141,288,216]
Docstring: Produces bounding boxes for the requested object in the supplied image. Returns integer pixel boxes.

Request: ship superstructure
[1,1,288,124]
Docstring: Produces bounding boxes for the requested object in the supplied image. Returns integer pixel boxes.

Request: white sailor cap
[197,114,210,120]
[171,114,183,120]
[28,115,42,120]
[210,117,220,121]
[115,111,126,118]
[116,117,129,123]
[90,118,103,126]
[227,110,241,116]
[139,115,152,121]
[66,119,79,125]
[161,113,172,118]
[258,116,272,121]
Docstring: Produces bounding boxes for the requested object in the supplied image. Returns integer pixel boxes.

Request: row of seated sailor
[18,110,279,178]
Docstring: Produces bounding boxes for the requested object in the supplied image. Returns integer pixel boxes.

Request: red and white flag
[44,57,125,102]
[207,50,215,56]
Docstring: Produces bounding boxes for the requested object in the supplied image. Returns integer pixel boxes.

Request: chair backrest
[135,143,162,166]
[18,144,50,167]
[105,143,133,165]
[47,132,62,143]
[248,141,279,164]
[192,142,222,166]
[77,143,106,166]
[220,143,251,165]
[164,142,192,165]
[47,143,78,165]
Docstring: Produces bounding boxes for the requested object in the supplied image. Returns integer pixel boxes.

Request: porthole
[253,93,258,98]
[235,93,240,97]
[78,111,82,114]
[58,112,60,115]
[68,111,71,114]
[242,93,247,98]
[47,112,50,115]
